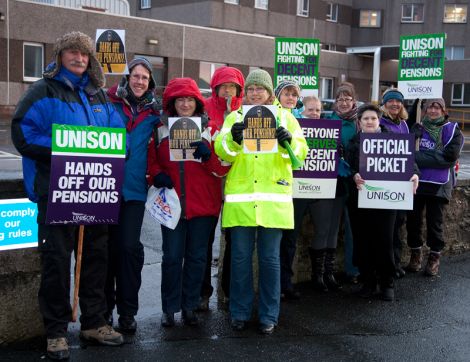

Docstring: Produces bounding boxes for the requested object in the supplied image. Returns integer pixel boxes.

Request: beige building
[1,0,470,115]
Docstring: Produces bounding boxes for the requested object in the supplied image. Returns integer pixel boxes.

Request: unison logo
[364,184,405,202]
[72,212,96,223]
[298,181,321,192]
[406,83,432,95]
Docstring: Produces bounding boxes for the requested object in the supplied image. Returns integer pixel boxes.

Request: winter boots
[325,248,341,290]
[406,248,422,272]
[308,248,341,292]
[308,248,328,292]
[425,252,441,276]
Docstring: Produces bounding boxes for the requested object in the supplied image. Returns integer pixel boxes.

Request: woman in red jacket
[147,78,229,327]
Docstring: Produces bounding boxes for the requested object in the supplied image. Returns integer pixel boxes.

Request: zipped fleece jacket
[215,100,308,229]
[11,64,125,203]
[107,84,160,202]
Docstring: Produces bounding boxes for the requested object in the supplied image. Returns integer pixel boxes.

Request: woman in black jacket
[346,104,418,301]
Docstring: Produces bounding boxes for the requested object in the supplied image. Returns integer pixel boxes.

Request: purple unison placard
[294,119,341,179]
[359,133,415,181]
[46,155,125,225]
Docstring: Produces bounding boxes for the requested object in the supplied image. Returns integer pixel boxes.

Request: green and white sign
[46,124,126,225]
[274,37,320,92]
[398,33,446,99]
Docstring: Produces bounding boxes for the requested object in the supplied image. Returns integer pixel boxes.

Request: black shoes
[259,323,275,335]
[381,287,395,301]
[182,310,198,326]
[161,313,175,327]
[118,315,137,334]
[281,288,301,300]
[395,265,406,279]
[230,319,246,331]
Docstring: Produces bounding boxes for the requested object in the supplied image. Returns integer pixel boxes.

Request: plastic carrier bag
[145,186,181,230]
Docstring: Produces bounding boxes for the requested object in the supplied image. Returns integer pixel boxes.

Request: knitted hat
[245,69,274,96]
[382,88,404,105]
[116,57,156,98]
[335,82,356,100]
[274,80,301,100]
[43,31,105,88]
[423,98,447,114]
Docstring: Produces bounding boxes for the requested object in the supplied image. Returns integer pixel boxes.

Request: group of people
[11,31,464,361]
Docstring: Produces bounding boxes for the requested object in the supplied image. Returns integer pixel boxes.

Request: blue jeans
[230,227,282,325]
[161,216,217,314]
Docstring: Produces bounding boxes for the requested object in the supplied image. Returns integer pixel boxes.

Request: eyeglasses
[130,74,150,83]
[336,97,353,103]
[246,87,267,94]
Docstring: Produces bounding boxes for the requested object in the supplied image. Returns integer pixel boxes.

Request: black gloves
[153,173,174,189]
[231,122,245,145]
[275,126,292,145]
[411,123,423,139]
[190,141,211,162]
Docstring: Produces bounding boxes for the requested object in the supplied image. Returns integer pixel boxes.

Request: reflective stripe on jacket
[215,100,308,229]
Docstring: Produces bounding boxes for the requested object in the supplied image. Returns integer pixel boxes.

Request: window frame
[450,83,470,106]
[401,3,424,23]
[443,4,467,23]
[254,0,268,10]
[320,77,334,100]
[326,3,338,22]
[445,46,465,60]
[140,0,151,10]
[198,61,227,94]
[297,0,309,17]
[359,9,381,28]
[23,42,44,82]
[224,0,239,5]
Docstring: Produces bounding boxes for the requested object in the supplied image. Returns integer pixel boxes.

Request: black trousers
[37,201,108,338]
[349,205,396,286]
[406,194,447,252]
[105,200,145,317]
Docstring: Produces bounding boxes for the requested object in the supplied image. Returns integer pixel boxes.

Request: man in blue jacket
[11,31,124,360]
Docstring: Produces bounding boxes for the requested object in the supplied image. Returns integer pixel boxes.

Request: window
[446,46,465,60]
[451,83,470,105]
[326,3,338,22]
[359,10,381,27]
[140,0,151,9]
[297,0,309,17]
[320,77,334,99]
[198,62,227,91]
[444,4,467,23]
[224,0,239,4]
[255,0,268,10]
[401,4,424,23]
[323,44,337,51]
[23,43,44,82]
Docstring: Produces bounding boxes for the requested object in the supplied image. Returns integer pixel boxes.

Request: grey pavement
[1,231,470,361]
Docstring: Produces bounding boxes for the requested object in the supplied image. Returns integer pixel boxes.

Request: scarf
[422,115,447,150]
[334,102,358,123]
[125,85,155,113]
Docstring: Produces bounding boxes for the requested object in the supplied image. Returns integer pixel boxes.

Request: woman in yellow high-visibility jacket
[215,69,307,335]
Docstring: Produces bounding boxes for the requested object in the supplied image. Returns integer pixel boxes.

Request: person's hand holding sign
[231,122,245,145]
[353,173,365,190]
[410,174,419,194]
[190,140,211,162]
[275,126,292,145]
